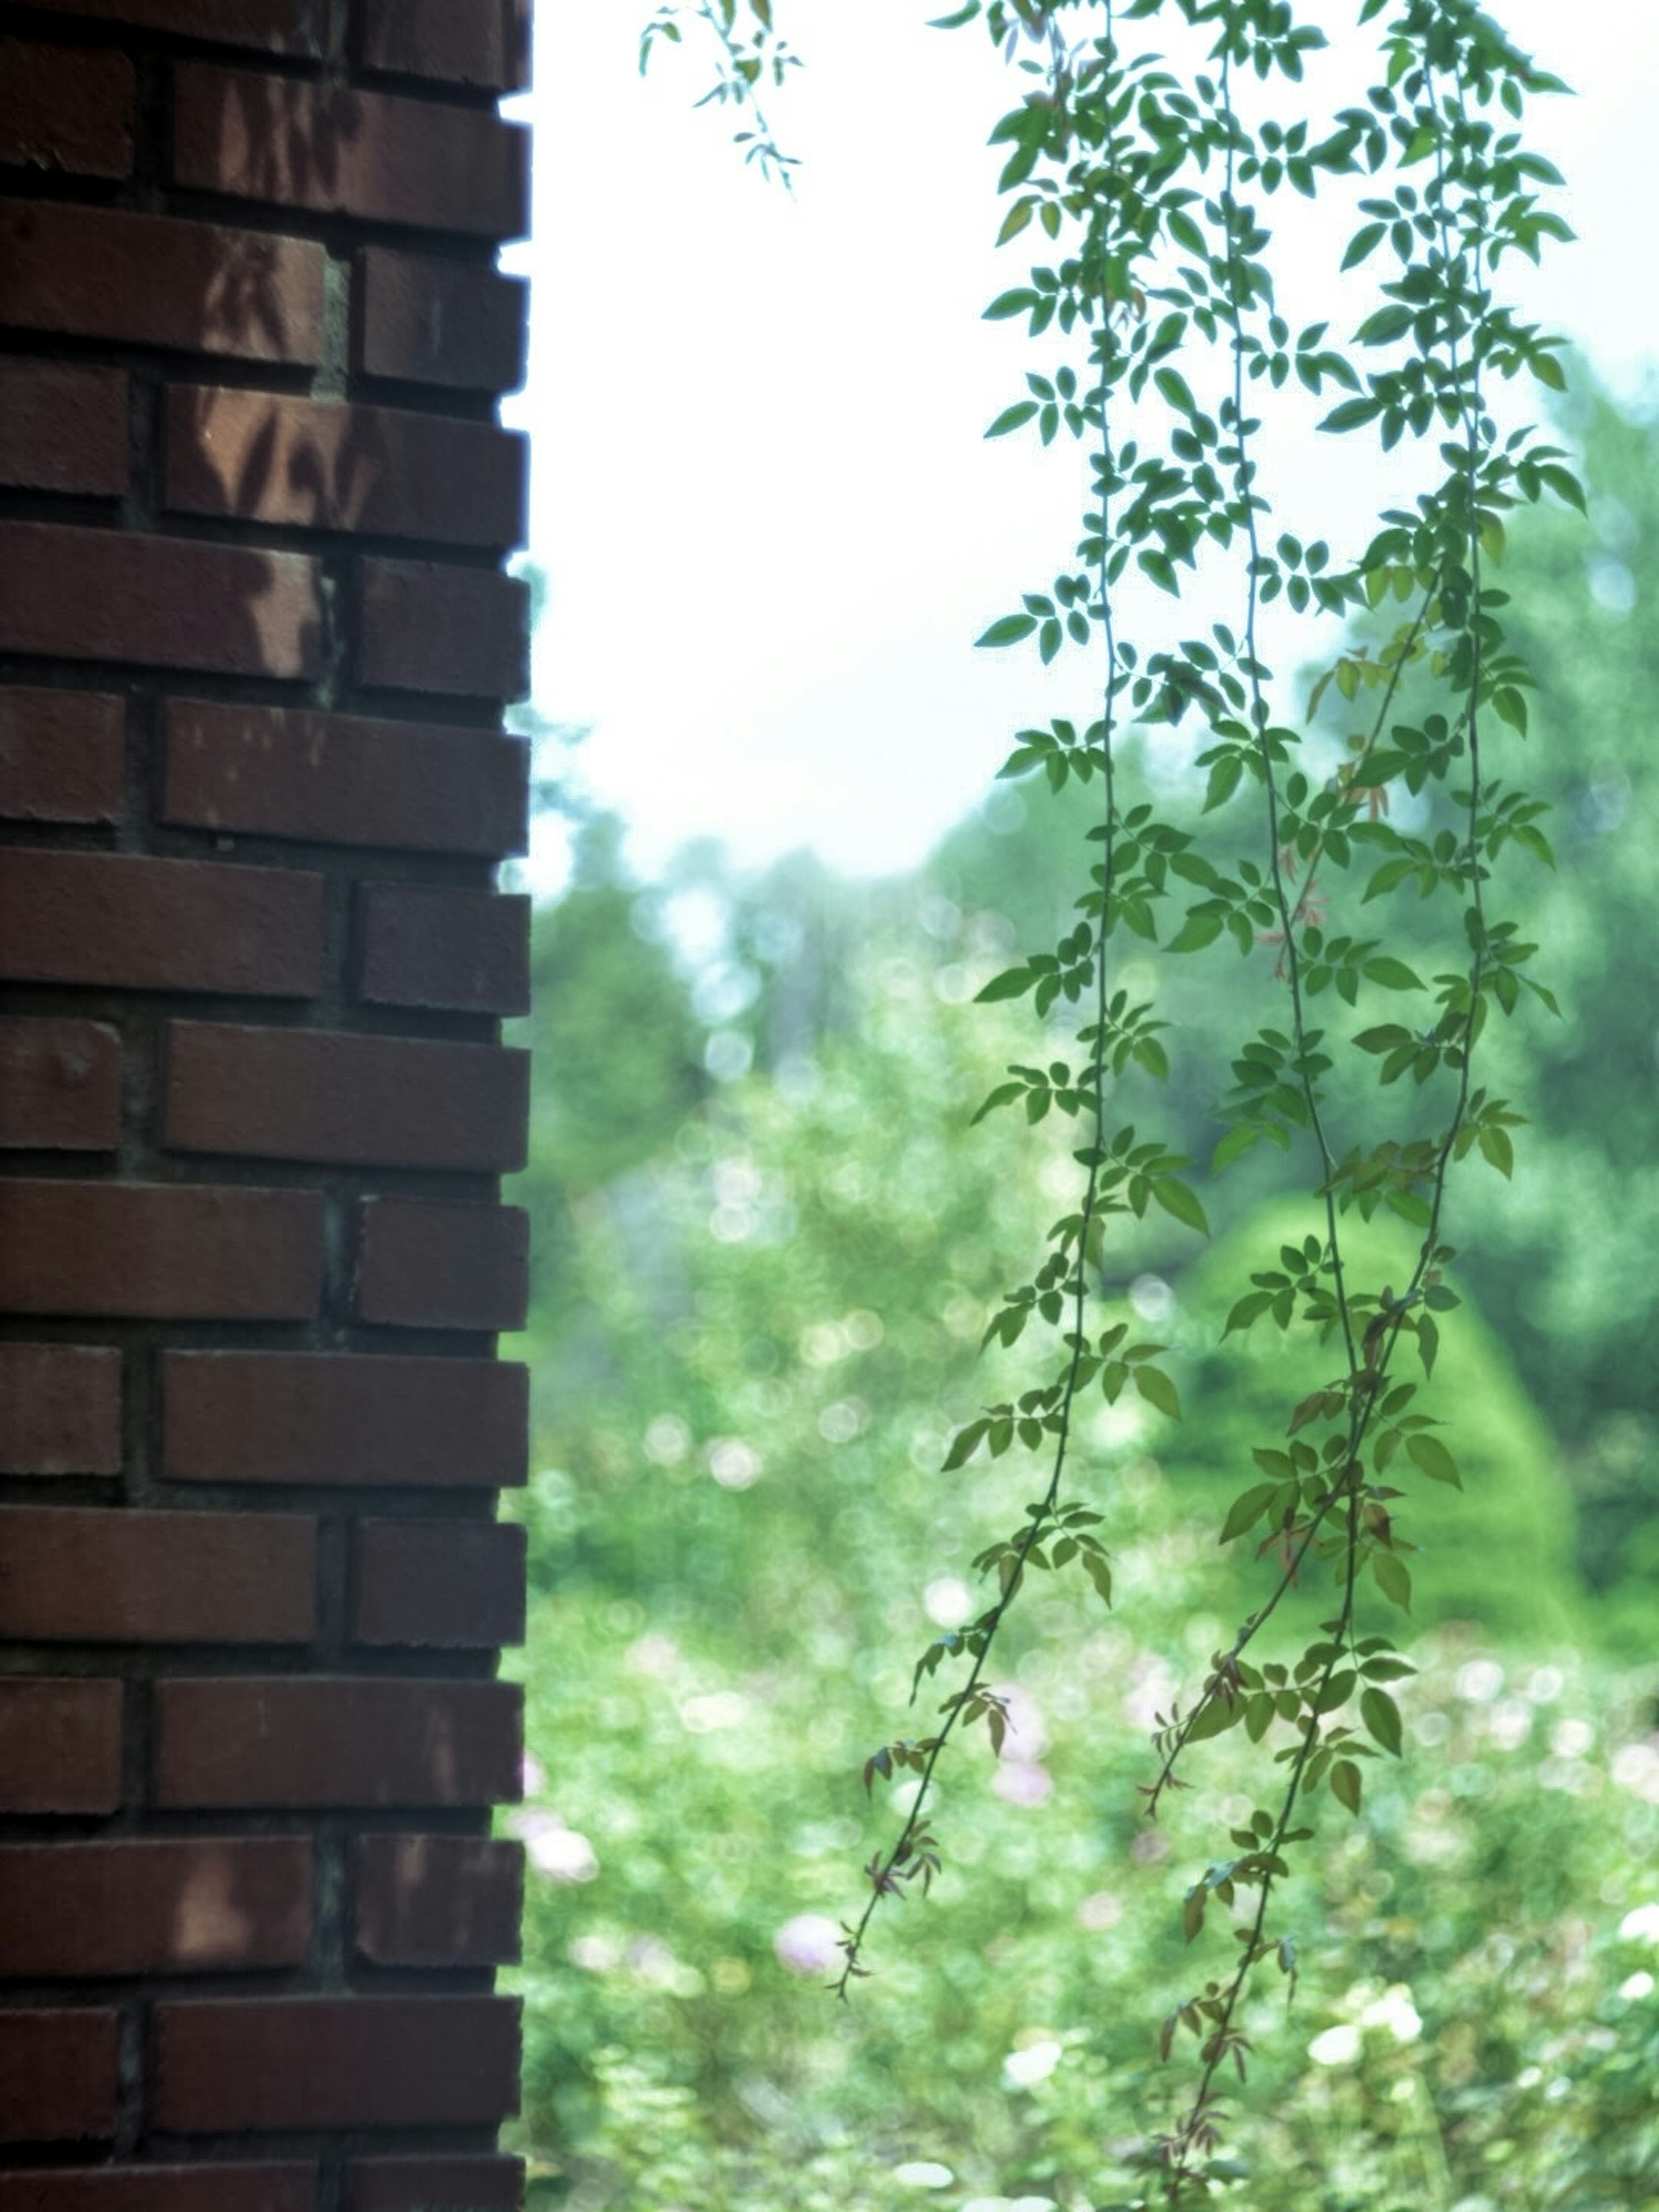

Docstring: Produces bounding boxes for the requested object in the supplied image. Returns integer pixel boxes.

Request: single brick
[357,885,529,1014]
[163,1351,527,1489]
[0,1182,323,1320]
[0,522,323,678]
[0,688,124,825]
[165,1023,530,1172]
[154,1679,523,1808]
[352,1518,525,1648]
[357,0,529,91]
[0,1680,122,1813]
[0,1840,311,1977]
[0,851,322,996]
[0,38,133,178]
[161,698,528,857]
[0,366,127,497]
[0,2167,316,2212]
[0,1345,121,1476]
[25,2,323,51]
[357,557,528,699]
[174,65,528,239]
[0,1507,316,1644]
[354,246,527,393]
[353,1198,528,1331]
[0,1020,121,1150]
[0,2012,118,2144]
[348,2158,523,2212]
[166,387,525,550]
[0,203,324,365]
[354,1834,521,1965]
[155,1996,520,2131]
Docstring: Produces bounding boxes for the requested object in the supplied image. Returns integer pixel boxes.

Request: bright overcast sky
[503,2,1657,889]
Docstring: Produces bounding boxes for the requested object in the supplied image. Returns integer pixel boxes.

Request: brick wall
[0,3,534,2205]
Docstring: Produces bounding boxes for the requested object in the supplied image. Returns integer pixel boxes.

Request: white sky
[503,2,1658,888]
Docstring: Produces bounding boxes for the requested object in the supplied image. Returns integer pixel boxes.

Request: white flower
[1308,2022,1363,2067]
[893,2162,953,2189]
[772,1913,841,1977]
[1002,2038,1062,2090]
[515,1812,598,1884]
[1618,1970,1654,2001]
[1619,1902,1659,1944]
[1360,1984,1423,2044]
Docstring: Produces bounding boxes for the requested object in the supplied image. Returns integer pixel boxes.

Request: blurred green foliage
[503,371,1659,2204]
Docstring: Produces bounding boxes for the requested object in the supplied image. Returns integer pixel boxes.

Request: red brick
[0,2012,118,2144]
[0,365,127,497]
[0,1840,311,1977]
[0,851,321,996]
[0,688,124,826]
[161,698,528,857]
[357,886,529,1014]
[357,0,529,91]
[174,66,528,239]
[0,1507,316,1643]
[165,387,525,550]
[0,203,324,365]
[352,1519,525,1647]
[0,1182,323,1319]
[155,1996,519,2130]
[0,1345,121,1476]
[26,1,323,51]
[357,557,528,699]
[0,1019,121,1150]
[163,1351,527,1489]
[165,1023,530,1172]
[0,522,323,678]
[348,2159,522,2212]
[154,1679,523,1807]
[354,247,527,393]
[353,1198,528,1331]
[353,1835,521,1965]
[0,1680,122,1813]
[0,40,131,179]
[0,2168,316,2212]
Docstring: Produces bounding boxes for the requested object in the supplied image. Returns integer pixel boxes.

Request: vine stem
[833,11,1124,1999]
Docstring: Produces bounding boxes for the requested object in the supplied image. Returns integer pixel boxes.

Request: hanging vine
[652,0,1575,2192]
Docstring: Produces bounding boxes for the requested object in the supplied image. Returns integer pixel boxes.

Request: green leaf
[974,965,1032,1003]
[941,1419,988,1472]
[1220,1482,1279,1544]
[1153,365,1197,416]
[1407,1433,1461,1487]
[1134,1365,1182,1421]
[1169,910,1224,954]
[1152,1179,1210,1236]
[975,613,1037,649]
[1331,1758,1363,1815]
[1478,1124,1515,1178]
[1363,957,1424,991]
[1360,1685,1403,1757]
[1373,1550,1412,1611]
[985,401,1039,438]
[983,289,1035,322]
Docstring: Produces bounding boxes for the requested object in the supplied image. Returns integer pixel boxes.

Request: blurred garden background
[493,369,1659,2211]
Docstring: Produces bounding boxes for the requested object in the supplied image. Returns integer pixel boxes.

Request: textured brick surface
[154,1680,523,1808]
[355,248,527,393]
[357,557,529,699]
[0,1508,316,1643]
[0,1681,122,1814]
[0,366,128,496]
[166,387,526,548]
[164,1351,528,1488]
[0,2010,118,2143]
[165,1023,530,1171]
[353,1198,528,1331]
[0,1344,122,1475]
[0,850,322,995]
[25,1,324,50]
[0,522,323,677]
[0,1182,323,1319]
[0,1020,121,1150]
[358,0,529,91]
[0,203,325,364]
[155,1996,520,2130]
[357,886,530,1014]
[353,1519,526,1647]
[161,698,528,855]
[0,1841,311,1977]
[175,66,529,238]
[0,689,125,826]
[0,2168,317,2212]
[353,1835,522,1967]
[0,38,134,178]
